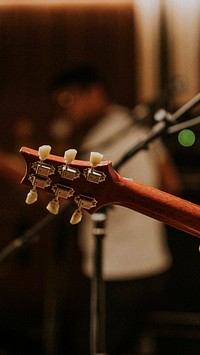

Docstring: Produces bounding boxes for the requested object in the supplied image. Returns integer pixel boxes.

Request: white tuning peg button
[90,152,103,167]
[70,210,82,224]
[26,189,38,204]
[38,145,51,161]
[46,199,60,215]
[64,149,77,165]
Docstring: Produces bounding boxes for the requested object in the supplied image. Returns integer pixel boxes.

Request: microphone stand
[115,92,200,170]
[89,92,200,355]
[0,213,55,266]
[90,211,107,355]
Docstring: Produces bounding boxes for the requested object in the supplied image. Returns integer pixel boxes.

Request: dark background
[0,3,200,354]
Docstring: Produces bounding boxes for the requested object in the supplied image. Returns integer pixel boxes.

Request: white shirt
[78,105,172,280]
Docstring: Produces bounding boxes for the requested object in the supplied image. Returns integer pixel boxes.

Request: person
[50,63,183,355]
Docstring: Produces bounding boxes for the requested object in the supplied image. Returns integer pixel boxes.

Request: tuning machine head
[64,149,77,164]
[38,145,51,161]
[46,184,75,215]
[70,194,97,224]
[90,151,104,167]
[25,188,38,204]
[25,145,53,205]
[83,151,105,184]
[46,198,60,215]
[58,149,80,181]
[70,210,83,224]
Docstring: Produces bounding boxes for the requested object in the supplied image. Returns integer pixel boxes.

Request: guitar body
[20,146,200,239]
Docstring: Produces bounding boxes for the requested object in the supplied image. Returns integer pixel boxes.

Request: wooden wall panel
[0,4,136,337]
[0,4,135,151]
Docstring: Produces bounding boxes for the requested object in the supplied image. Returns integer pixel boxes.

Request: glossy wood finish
[20,146,200,239]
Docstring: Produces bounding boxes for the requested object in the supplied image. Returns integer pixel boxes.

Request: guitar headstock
[19,145,200,238]
[20,145,119,224]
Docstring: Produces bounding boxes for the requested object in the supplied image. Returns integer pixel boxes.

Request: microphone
[153,92,200,125]
[132,76,188,126]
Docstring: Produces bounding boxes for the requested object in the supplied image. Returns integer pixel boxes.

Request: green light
[178,129,196,147]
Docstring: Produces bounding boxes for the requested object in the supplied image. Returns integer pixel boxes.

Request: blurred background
[0,0,200,354]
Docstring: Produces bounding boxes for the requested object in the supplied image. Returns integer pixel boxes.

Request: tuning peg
[85,152,105,183]
[38,145,51,161]
[58,149,80,180]
[64,149,77,165]
[25,188,38,204]
[70,209,83,224]
[90,151,103,167]
[46,198,60,215]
